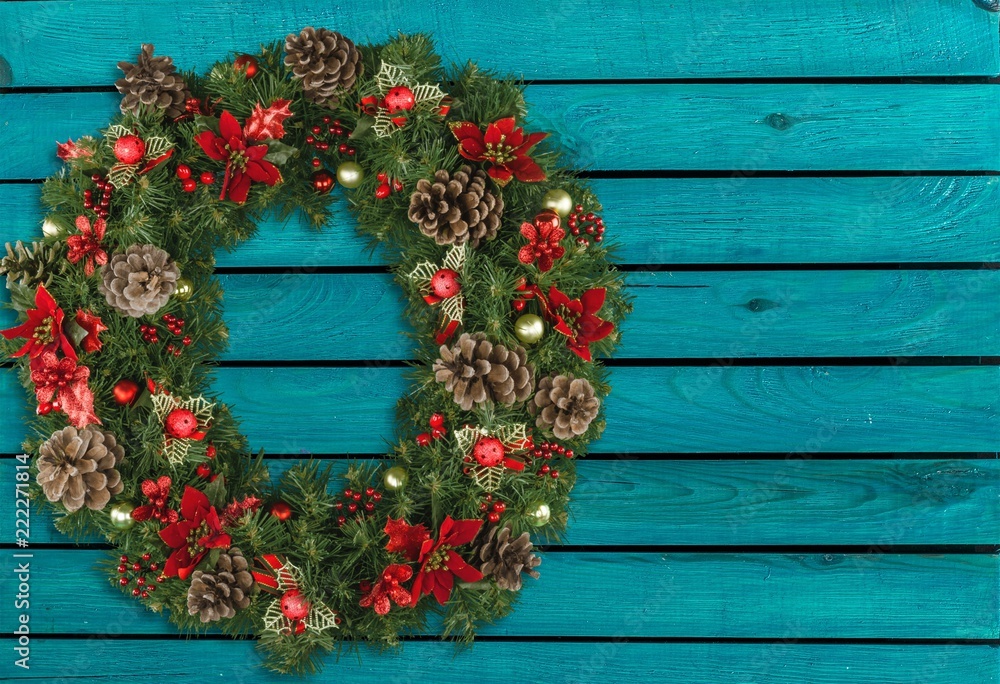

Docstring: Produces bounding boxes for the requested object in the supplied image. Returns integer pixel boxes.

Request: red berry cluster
[84,173,113,219]
[478,493,507,524]
[374,172,404,199]
[511,277,538,312]
[196,462,218,480]
[335,486,382,527]
[117,553,163,599]
[416,413,447,446]
[308,116,353,168]
[525,441,574,479]
[568,205,605,247]
[176,164,214,192]
[141,314,190,356]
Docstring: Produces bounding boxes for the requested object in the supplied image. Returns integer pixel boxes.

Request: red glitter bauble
[164,408,198,439]
[430,268,461,299]
[113,135,146,165]
[113,379,140,406]
[280,589,311,621]
[234,54,258,79]
[473,437,505,467]
[384,85,416,113]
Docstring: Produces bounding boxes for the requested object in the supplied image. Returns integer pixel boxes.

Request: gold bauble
[383,465,408,491]
[41,218,64,238]
[514,314,545,345]
[541,189,573,218]
[173,277,193,302]
[526,501,551,527]
[109,502,135,530]
[336,161,365,189]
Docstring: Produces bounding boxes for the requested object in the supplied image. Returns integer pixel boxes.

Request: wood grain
[3,640,996,683]
[3,550,995,638]
[0,0,996,86]
[4,458,996,546]
[2,86,999,180]
[0,365,995,453]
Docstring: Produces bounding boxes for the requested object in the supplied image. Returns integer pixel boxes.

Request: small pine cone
[531,374,600,440]
[99,244,179,318]
[36,427,124,512]
[0,240,65,289]
[186,547,256,623]
[408,166,504,247]
[284,27,361,108]
[115,44,191,119]
[475,525,541,591]
[433,333,534,411]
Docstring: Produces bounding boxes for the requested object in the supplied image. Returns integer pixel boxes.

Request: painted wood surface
[2,641,997,684]
[6,176,1000,265]
[4,458,997,546]
[0,0,996,85]
[3,86,1000,180]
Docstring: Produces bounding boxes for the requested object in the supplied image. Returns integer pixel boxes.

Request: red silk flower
[66,215,108,276]
[194,110,282,204]
[518,211,566,272]
[542,285,614,362]
[359,564,413,615]
[159,486,231,579]
[384,516,430,562]
[29,351,99,428]
[74,309,107,354]
[132,476,179,524]
[1,284,77,364]
[410,516,483,606]
[449,117,547,186]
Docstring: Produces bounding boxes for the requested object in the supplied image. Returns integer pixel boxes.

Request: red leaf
[243,99,293,143]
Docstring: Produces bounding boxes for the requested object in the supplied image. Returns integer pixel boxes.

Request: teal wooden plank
[3,550,995,638]
[0,0,995,86]
[0,366,995,453]
[4,458,997,546]
[5,176,1000,265]
[2,86,999,180]
[3,640,996,683]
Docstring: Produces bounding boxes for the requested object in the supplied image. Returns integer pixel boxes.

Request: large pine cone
[115,44,191,119]
[1,240,64,289]
[186,547,255,623]
[531,374,600,440]
[408,166,504,247]
[37,427,124,512]
[99,244,179,318]
[433,333,534,411]
[475,525,541,591]
[284,27,361,108]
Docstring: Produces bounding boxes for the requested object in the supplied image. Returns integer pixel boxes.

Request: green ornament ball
[109,502,135,530]
[173,277,193,302]
[383,465,408,491]
[514,313,545,345]
[336,161,365,189]
[541,188,573,218]
[526,501,551,527]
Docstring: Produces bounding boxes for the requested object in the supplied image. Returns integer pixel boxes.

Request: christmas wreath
[2,30,630,673]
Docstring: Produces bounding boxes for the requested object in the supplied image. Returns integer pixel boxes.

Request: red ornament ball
[113,379,140,406]
[175,164,192,180]
[114,135,146,165]
[270,501,293,521]
[384,85,416,113]
[473,437,505,468]
[234,54,258,79]
[310,170,335,195]
[430,268,461,299]
[280,588,311,621]
[164,408,198,439]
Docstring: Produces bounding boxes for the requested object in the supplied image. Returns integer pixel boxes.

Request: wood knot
[763,113,793,131]
[744,298,779,313]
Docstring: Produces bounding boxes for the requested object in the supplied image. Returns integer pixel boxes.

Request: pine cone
[186,547,256,623]
[475,525,540,591]
[531,374,600,440]
[433,333,534,411]
[284,27,361,108]
[115,44,191,119]
[99,244,179,318]
[36,426,124,512]
[408,166,504,247]
[0,240,65,289]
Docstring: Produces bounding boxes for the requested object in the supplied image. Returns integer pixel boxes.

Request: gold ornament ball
[526,501,551,527]
[383,465,408,491]
[173,277,193,302]
[42,218,63,238]
[336,161,365,189]
[514,313,545,345]
[541,189,573,218]
[109,502,135,530]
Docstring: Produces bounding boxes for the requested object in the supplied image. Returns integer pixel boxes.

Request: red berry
[551,471,560,479]
[140,591,149,599]
[341,144,351,155]
[37,402,52,416]
[335,501,343,510]
[200,171,214,185]
[119,578,129,586]
[175,165,192,180]
[493,501,506,513]
[182,336,192,346]
[364,502,375,512]
[365,487,375,497]
[372,492,382,502]
[51,399,61,411]
[136,577,146,586]
[141,553,151,561]
[117,565,127,574]
[428,413,445,429]
[512,299,527,311]
[488,512,501,524]
[311,158,322,168]
[347,503,358,513]
[131,588,141,597]
[375,183,391,199]
[479,503,489,512]
[352,492,362,501]
[196,463,212,478]
[181,178,197,192]
[132,563,141,572]
[344,489,353,497]
[392,178,404,193]
[416,432,432,447]
[337,516,346,526]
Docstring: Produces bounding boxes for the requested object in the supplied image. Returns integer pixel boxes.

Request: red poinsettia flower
[1,284,77,363]
[158,486,231,579]
[74,309,107,354]
[384,516,430,562]
[449,117,547,186]
[29,351,99,428]
[543,285,614,362]
[194,110,282,204]
[132,476,179,524]
[359,564,414,615]
[410,516,483,606]
[518,211,566,272]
